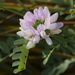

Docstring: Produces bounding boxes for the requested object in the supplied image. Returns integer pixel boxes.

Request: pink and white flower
[17,6,64,49]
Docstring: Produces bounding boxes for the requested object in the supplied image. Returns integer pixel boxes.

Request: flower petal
[24,12,36,25]
[57,22,64,29]
[27,24,37,35]
[44,17,50,29]
[33,8,40,20]
[40,30,46,38]
[19,27,24,31]
[50,13,58,23]
[38,7,45,19]
[19,19,28,30]
[24,30,32,37]
[45,37,53,45]
[26,41,35,49]
[49,23,58,30]
[33,36,40,43]
[44,6,50,18]
[37,24,45,34]
[51,29,62,34]
[16,31,24,37]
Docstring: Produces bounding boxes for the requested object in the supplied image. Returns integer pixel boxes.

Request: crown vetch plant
[17,6,64,49]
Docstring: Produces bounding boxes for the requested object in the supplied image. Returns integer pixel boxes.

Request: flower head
[17,6,64,49]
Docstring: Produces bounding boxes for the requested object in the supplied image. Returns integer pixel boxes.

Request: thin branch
[0,34,16,37]
[0,14,15,24]
[0,29,19,35]
[31,48,75,58]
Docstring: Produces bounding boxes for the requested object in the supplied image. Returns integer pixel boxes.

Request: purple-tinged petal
[40,30,49,39]
[51,29,62,34]
[38,7,45,19]
[27,23,37,36]
[37,24,45,34]
[50,13,58,23]
[24,37,34,41]
[33,36,40,43]
[57,22,64,29]
[26,41,35,49]
[44,6,50,18]
[45,37,53,45]
[44,17,50,29]
[16,31,24,37]
[40,30,46,38]
[24,30,32,37]
[49,23,58,30]
[24,11,36,25]
[19,19,28,30]
[33,8,41,20]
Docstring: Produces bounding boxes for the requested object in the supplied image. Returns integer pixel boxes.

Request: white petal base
[49,23,58,30]
[50,13,58,23]
[16,31,24,37]
[40,31,46,38]
[45,38,53,45]
[51,29,62,34]
[33,36,40,43]
[24,30,32,37]
[26,41,35,49]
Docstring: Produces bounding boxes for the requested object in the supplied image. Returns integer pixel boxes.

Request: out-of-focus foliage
[0,0,75,75]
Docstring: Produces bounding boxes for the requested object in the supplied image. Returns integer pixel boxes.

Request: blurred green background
[0,0,75,75]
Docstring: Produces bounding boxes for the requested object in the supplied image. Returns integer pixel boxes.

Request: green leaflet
[68,28,75,36]
[70,0,74,7]
[13,47,21,53]
[55,58,75,75]
[6,37,15,48]
[43,46,56,65]
[14,39,25,45]
[12,38,29,73]
[12,53,21,60]
[0,41,10,54]
[60,7,70,15]
[65,14,75,20]
[13,68,21,74]
[12,61,20,67]
[41,58,75,75]
[54,1,64,9]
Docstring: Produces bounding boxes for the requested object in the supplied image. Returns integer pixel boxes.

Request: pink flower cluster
[17,6,64,49]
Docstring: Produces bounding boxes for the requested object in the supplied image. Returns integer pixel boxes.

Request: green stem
[0,6,24,16]
[43,46,56,65]
[0,52,15,62]
[16,0,29,11]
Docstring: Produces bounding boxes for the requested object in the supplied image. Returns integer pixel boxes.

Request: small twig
[31,48,75,58]
[52,52,75,58]
[0,34,16,37]
[0,29,19,35]
[57,21,75,24]
[0,14,15,24]
[0,52,15,62]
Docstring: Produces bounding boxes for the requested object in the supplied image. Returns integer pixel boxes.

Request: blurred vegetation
[0,0,75,75]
